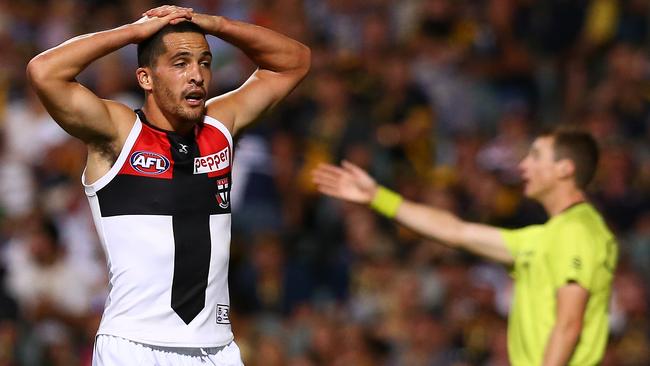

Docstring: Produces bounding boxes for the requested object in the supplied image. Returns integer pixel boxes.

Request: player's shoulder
[555,205,615,248]
[102,100,137,124]
[205,99,235,134]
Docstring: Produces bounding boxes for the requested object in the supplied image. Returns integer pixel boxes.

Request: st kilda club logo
[130,151,171,175]
[215,176,230,209]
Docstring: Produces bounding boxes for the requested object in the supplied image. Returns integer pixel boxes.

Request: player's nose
[188,62,204,85]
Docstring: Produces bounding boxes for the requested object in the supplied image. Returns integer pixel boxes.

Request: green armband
[370,186,403,218]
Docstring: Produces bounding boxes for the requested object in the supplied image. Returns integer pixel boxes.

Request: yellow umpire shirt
[500,202,618,366]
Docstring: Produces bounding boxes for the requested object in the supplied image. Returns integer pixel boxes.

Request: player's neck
[541,185,587,217]
[141,102,196,136]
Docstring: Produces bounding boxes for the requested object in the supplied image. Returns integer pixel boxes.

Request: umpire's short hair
[541,128,599,189]
[137,21,205,68]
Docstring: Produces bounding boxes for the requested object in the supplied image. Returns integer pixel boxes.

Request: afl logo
[129,151,171,175]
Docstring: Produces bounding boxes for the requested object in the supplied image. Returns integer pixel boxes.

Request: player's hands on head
[140,6,221,35]
[142,5,194,23]
[131,5,194,42]
[312,160,378,204]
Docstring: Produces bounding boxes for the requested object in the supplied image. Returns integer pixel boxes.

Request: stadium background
[0,0,648,365]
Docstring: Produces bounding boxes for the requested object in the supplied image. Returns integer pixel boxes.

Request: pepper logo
[194,147,230,174]
[130,151,170,175]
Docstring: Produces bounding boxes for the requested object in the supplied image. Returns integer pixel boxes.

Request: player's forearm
[202,16,310,75]
[542,323,582,366]
[378,190,512,264]
[27,25,138,85]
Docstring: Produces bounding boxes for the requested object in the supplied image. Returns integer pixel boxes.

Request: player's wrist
[369,185,403,218]
[195,14,226,35]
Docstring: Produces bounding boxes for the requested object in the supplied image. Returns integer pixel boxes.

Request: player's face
[519,136,561,200]
[151,32,212,123]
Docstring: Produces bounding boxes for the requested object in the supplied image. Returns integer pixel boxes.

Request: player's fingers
[169,16,191,25]
[315,184,344,199]
[341,160,367,179]
[312,167,341,183]
[143,5,171,16]
[145,5,193,18]
[312,171,341,188]
[314,163,346,178]
[165,9,193,23]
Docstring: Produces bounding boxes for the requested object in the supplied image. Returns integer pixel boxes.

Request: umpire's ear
[557,158,575,180]
[136,67,153,91]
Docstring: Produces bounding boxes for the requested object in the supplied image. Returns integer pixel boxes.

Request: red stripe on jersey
[119,124,174,179]
[195,123,232,178]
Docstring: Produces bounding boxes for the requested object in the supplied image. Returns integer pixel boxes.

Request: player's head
[519,128,599,200]
[136,22,212,124]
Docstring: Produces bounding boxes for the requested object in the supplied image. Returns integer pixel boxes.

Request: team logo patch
[216,304,230,324]
[129,151,171,175]
[216,177,230,209]
[194,147,230,174]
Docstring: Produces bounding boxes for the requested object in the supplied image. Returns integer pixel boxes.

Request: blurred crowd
[0,0,649,365]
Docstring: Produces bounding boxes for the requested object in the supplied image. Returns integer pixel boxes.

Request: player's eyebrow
[171,51,212,59]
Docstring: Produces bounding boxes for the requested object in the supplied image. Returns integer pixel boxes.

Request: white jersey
[84,110,234,347]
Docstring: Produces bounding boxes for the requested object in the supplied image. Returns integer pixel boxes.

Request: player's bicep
[460,223,514,264]
[555,282,589,327]
[206,68,303,135]
[31,79,120,143]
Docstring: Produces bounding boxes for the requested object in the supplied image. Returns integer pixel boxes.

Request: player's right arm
[25,8,193,143]
[312,161,514,265]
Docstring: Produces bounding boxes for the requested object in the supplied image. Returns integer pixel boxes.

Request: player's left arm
[202,15,310,134]
[542,282,590,366]
[143,8,310,135]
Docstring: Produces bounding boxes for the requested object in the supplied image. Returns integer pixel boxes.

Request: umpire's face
[148,32,212,124]
[519,136,564,201]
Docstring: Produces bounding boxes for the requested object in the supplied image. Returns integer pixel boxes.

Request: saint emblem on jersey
[216,176,230,209]
[129,151,171,175]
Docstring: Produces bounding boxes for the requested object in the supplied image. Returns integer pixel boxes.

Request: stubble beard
[156,84,205,125]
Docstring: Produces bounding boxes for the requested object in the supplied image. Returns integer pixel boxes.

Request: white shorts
[93,335,244,366]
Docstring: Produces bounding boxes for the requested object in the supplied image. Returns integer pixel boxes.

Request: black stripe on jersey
[97,174,227,217]
[167,131,213,325]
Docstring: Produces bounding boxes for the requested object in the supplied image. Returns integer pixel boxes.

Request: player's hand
[131,6,193,43]
[189,12,224,33]
[312,160,378,204]
[142,5,194,21]
[144,7,222,34]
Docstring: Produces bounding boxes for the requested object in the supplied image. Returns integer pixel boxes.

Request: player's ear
[137,67,153,91]
[557,158,575,179]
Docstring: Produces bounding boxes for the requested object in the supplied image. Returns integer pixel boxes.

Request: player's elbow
[293,43,311,79]
[26,54,52,89]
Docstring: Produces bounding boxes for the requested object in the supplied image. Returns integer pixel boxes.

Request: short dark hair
[542,128,599,189]
[137,21,206,67]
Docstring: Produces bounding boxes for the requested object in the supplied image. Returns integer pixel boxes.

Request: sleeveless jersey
[84,110,234,347]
